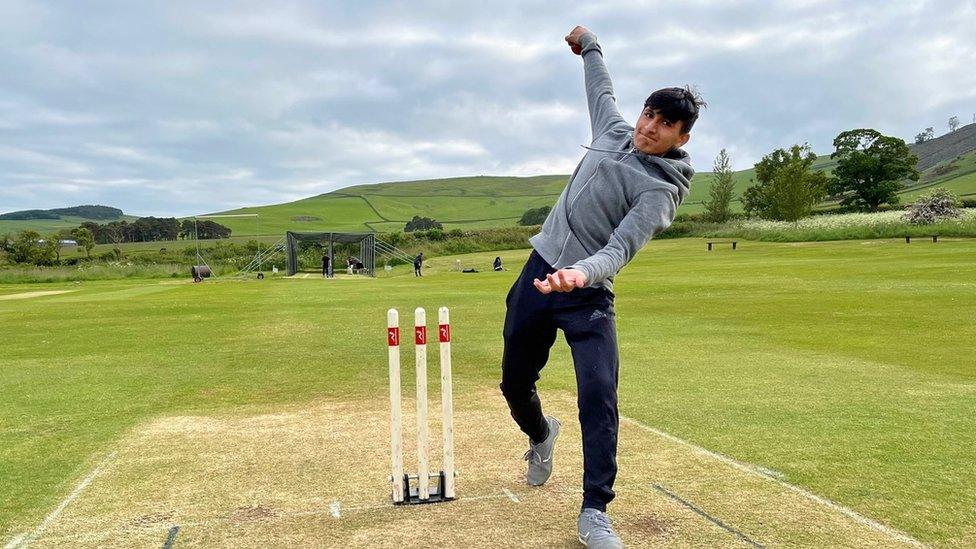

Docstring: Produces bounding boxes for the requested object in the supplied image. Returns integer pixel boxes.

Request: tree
[9,230,55,265]
[829,129,919,212]
[0,233,11,263]
[518,206,552,226]
[194,220,232,239]
[106,221,127,243]
[948,116,959,132]
[40,237,58,265]
[914,127,935,144]
[742,144,830,222]
[50,231,67,263]
[702,149,736,223]
[404,216,442,232]
[9,230,41,263]
[71,227,95,258]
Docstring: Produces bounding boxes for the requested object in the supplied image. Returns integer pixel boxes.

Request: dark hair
[644,86,706,134]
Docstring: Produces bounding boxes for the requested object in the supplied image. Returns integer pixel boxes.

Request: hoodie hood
[580,142,694,196]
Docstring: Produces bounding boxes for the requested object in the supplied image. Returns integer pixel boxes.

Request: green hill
[204,156,846,236]
[206,175,568,236]
[0,214,137,236]
[207,147,976,237]
[0,205,133,235]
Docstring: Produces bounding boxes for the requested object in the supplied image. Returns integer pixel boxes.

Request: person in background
[413,252,424,277]
[494,256,504,271]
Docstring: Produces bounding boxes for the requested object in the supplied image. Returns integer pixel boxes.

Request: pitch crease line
[653,484,764,548]
[7,451,117,548]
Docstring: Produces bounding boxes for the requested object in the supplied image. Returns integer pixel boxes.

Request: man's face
[633,107,690,156]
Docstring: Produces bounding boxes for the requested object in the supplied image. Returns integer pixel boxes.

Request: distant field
[0,216,137,236]
[2,239,975,546]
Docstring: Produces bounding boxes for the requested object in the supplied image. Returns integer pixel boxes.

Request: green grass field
[2,239,975,546]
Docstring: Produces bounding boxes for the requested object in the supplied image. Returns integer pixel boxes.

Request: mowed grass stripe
[1,240,974,545]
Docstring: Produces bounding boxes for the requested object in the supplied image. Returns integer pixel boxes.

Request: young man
[499,26,704,548]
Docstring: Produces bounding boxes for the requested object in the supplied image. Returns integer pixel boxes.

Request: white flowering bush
[698,207,976,241]
[737,210,909,232]
[902,188,963,225]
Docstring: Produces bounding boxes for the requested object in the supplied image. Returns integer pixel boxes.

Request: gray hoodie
[528,32,694,293]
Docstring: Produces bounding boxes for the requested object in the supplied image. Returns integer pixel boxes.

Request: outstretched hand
[534,268,588,294]
[565,25,590,55]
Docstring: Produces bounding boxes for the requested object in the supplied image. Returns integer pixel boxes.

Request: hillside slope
[909,122,976,171]
[208,175,567,235]
[0,205,134,236]
[208,146,976,237]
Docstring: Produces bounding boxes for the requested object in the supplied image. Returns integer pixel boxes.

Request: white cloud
[1,0,974,216]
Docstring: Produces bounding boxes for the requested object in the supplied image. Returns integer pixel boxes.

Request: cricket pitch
[14,388,920,548]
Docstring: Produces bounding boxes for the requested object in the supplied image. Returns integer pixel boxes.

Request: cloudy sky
[1,0,974,216]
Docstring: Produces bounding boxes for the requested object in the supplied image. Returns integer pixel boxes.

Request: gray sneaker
[577,508,623,548]
[524,416,560,486]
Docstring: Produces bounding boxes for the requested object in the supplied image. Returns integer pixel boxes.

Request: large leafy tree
[703,148,736,223]
[743,144,830,222]
[830,129,918,212]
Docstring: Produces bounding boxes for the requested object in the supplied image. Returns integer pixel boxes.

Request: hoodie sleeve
[568,183,680,288]
[579,32,627,141]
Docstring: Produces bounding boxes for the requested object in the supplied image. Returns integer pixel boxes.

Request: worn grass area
[2,239,975,546]
[0,290,75,301]
[22,390,916,548]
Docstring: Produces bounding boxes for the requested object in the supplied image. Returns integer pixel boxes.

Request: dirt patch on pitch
[25,388,921,548]
[229,505,278,523]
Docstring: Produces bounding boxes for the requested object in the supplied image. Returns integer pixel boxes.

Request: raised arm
[565,26,627,141]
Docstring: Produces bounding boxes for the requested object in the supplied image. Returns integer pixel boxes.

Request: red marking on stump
[415,326,427,345]
[387,327,399,347]
[439,324,451,343]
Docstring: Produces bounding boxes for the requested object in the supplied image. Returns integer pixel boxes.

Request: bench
[707,241,738,251]
[904,236,939,243]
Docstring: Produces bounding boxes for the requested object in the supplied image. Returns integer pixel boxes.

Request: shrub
[518,206,552,226]
[404,216,442,232]
[902,188,962,225]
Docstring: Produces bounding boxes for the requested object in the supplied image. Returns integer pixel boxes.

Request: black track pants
[499,250,619,512]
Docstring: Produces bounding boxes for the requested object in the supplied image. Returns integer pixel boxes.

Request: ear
[676,132,690,148]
